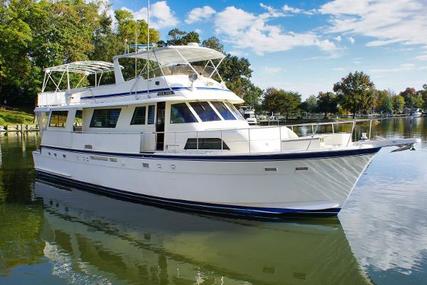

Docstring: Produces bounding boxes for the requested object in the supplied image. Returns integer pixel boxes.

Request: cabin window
[225,102,244,120]
[73,110,83,131]
[131,106,146,125]
[184,138,230,150]
[49,111,68,128]
[90,108,121,128]
[147,105,155,124]
[170,103,197,124]
[190,102,220,122]
[211,102,236,120]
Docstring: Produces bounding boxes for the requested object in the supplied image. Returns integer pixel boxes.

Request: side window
[225,102,244,120]
[184,138,230,150]
[211,102,236,120]
[90,108,121,128]
[49,111,68,128]
[73,110,83,131]
[131,106,146,125]
[190,102,220,122]
[170,103,197,124]
[147,105,155,124]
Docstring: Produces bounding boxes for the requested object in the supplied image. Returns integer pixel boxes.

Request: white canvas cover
[45,61,116,75]
[116,45,225,66]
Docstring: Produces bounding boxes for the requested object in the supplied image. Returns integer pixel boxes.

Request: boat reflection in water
[34,179,372,285]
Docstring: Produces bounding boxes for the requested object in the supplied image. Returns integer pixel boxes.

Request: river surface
[1,117,427,285]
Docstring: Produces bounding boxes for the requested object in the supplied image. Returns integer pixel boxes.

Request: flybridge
[41,61,117,93]
[37,44,236,107]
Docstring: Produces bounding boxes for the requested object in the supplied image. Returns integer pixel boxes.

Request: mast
[147,0,150,94]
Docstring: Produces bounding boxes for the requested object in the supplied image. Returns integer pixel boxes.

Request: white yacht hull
[32,146,379,217]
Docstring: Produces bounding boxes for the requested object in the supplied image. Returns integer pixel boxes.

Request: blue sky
[105,0,427,98]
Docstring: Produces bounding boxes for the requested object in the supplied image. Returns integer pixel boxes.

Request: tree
[300,95,318,114]
[392,95,405,113]
[166,29,200,45]
[417,84,427,110]
[317,92,338,118]
[227,78,262,108]
[1,0,161,108]
[202,37,224,53]
[400,87,423,109]
[333,71,375,118]
[374,90,393,114]
[263,88,301,119]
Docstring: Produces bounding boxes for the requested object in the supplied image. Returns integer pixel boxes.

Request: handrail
[285,118,375,128]
[43,119,376,153]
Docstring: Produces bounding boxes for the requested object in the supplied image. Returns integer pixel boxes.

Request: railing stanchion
[196,131,199,150]
[279,127,282,152]
[368,120,372,140]
[174,131,177,152]
[220,130,223,151]
[248,128,251,153]
[311,124,314,135]
[332,123,334,134]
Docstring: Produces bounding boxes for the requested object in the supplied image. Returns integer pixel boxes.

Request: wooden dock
[0,124,39,133]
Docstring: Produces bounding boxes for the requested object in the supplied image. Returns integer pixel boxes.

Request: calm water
[1,117,427,285]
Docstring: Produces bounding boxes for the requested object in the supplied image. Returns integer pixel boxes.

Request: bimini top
[114,45,225,66]
[44,61,116,75]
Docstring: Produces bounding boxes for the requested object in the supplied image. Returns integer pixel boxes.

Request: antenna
[147,0,150,94]
[134,18,138,78]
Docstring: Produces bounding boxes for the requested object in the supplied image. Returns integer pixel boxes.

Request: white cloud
[125,1,178,29]
[214,6,336,55]
[416,54,427,61]
[347,36,355,44]
[282,4,315,15]
[369,63,421,74]
[264,66,284,73]
[185,6,216,24]
[320,0,427,48]
[334,35,342,42]
[282,4,303,14]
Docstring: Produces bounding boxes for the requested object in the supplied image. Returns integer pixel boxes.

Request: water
[0,117,426,285]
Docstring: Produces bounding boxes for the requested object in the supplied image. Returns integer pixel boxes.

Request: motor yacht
[410,108,423,118]
[33,43,419,217]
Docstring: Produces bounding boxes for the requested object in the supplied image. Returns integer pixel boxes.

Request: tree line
[263,72,427,119]
[0,0,426,118]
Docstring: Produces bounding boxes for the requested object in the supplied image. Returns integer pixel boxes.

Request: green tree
[300,95,318,114]
[333,71,375,118]
[417,84,427,110]
[227,78,262,108]
[400,87,423,109]
[202,37,224,52]
[374,90,393,114]
[317,92,338,118]
[392,95,405,113]
[166,28,200,45]
[263,88,301,119]
[0,0,34,106]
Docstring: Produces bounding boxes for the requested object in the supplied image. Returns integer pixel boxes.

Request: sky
[104,0,427,98]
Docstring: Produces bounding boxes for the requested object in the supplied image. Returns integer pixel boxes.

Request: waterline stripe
[39,145,381,161]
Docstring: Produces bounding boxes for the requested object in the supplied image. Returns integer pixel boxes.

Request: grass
[0,108,35,126]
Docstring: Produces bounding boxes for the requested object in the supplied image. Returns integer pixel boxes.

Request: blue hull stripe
[36,171,341,218]
[80,86,232,100]
[40,145,381,161]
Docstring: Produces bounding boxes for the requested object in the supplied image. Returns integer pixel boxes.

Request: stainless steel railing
[143,119,377,153]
